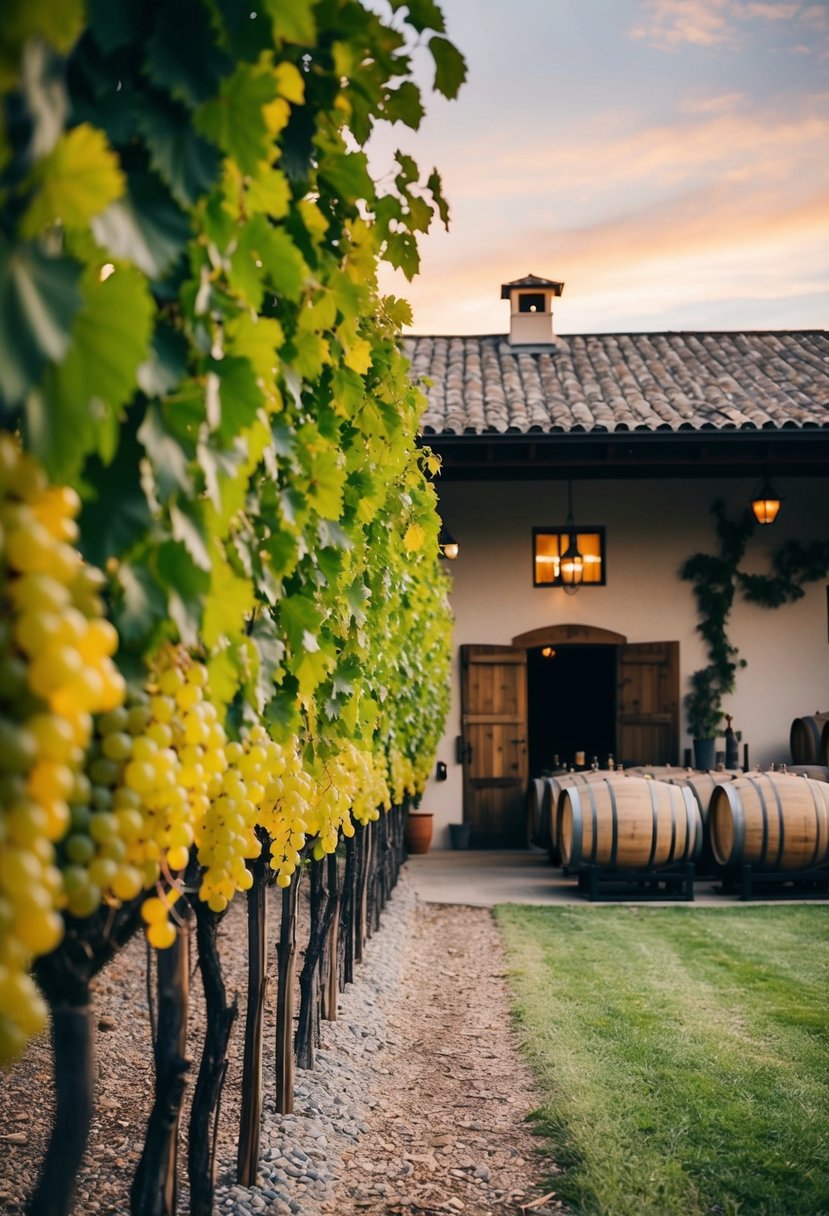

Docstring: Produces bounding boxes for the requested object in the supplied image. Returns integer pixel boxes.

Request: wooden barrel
[790,713,829,765]
[709,773,829,873]
[558,776,701,871]
[547,770,627,863]
[527,778,548,848]
[785,765,829,783]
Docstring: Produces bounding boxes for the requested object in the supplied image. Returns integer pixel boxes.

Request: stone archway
[511,623,627,648]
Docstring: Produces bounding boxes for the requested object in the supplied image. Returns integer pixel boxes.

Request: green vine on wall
[681,500,829,739]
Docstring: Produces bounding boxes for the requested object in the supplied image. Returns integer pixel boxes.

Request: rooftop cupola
[500,273,564,347]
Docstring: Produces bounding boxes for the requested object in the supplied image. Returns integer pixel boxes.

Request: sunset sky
[372,0,829,336]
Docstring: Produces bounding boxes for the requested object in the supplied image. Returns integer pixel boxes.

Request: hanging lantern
[438,521,459,560]
[561,481,584,592]
[750,478,782,525]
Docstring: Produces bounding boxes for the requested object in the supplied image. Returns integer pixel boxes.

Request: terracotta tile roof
[403,331,829,436]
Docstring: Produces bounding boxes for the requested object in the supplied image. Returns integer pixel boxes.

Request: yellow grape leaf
[21,124,125,237]
[275,62,305,104]
[263,97,291,138]
[404,523,425,553]
[424,451,442,476]
[343,336,372,375]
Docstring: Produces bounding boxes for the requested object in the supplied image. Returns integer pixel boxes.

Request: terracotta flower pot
[405,812,433,854]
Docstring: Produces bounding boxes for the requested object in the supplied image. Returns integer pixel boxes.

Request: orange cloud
[629,0,826,52]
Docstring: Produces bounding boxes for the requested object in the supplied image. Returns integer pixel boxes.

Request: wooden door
[460,645,528,847]
[617,642,679,766]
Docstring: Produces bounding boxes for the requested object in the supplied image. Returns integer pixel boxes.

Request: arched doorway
[459,627,679,846]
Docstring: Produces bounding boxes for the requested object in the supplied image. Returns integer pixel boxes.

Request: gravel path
[0,871,565,1215]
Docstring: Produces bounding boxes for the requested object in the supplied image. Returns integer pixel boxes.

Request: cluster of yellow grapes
[305,744,389,861]
[0,434,125,1061]
[257,738,314,888]
[388,747,418,807]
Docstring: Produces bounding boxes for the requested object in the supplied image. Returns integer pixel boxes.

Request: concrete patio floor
[402,849,825,908]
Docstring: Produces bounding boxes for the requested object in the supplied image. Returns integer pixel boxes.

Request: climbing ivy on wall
[681,500,829,738]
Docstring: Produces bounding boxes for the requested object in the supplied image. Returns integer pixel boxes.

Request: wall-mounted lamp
[541,646,556,659]
[439,521,459,560]
[750,478,782,526]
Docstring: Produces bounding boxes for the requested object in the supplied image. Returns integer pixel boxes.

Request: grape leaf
[137,95,221,209]
[388,0,446,34]
[226,314,284,393]
[202,551,255,649]
[156,538,210,646]
[429,36,467,100]
[427,169,450,227]
[114,561,167,650]
[265,0,316,44]
[169,501,211,571]
[383,82,425,129]
[265,683,302,741]
[195,64,276,176]
[1,0,84,90]
[87,0,151,53]
[144,0,233,108]
[279,594,323,655]
[25,263,153,481]
[77,410,154,566]
[138,404,193,502]
[92,171,190,278]
[210,355,264,441]
[0,239,81,407]
[21,124,124,237]
[319,151,374,204]
[136,322,189,398]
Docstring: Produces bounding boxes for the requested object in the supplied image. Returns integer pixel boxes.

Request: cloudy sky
[372,0,829,335]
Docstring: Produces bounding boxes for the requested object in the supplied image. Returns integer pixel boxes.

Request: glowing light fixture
[438,521,459,560]
[561,481,584,594]
[750,478,782,526]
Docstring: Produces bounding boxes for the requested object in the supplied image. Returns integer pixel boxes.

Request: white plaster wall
[425,475,829,846]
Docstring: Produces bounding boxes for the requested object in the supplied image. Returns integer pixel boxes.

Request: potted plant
[686,667,722,770]
[404,802,434,854]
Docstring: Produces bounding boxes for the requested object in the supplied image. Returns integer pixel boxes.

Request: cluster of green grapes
[305,743,390,862]
[256,738,314,888]
[0,434,126,1062]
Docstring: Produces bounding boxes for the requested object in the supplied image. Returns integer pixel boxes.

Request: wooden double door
[460,641,679,847]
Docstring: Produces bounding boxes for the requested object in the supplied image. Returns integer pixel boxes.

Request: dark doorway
[526,644,616,775]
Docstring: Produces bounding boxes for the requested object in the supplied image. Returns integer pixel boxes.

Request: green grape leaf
[306,447,346,520]
[389,0,446,34]
[319,151,374,204]
[261,528,300,580]
[21,124,125,237]
[427,169,450,227]
[137,95,221,208]
[202,551,254,649]
[87,0,151,53]
[195,64,276,176]
[138,404,193,502]
[245,166,291,218]
[292,645,334,701]
[226,314,284,392]
[144,0,233,108]
[169,501,211,571]
[25,263,153,481]
[206,644,243,710]
[114,561,167,649]
[429,36,467,100]
[136,322,189,398]
[1,0,84,90]
[289,329,329,379]
[250,615,286,713]
[265,0,316,44]
[383,82,425,129]
[264,683,302,741]
[156,538,210,647]
[210,356,264,441]
[279,593,323,656]
[77,410,154,566]
[230,216,307,307]
[0,240,81,407]
[383,230,419,280]
[92,171,189,278]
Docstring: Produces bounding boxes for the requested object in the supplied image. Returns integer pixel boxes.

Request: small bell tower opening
[500,273,564,346]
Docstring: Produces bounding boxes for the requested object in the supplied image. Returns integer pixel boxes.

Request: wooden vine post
[322,850,341,1022]
[188,903,238,1216]
[237,838,271,1186]
[28,905,142,1216]
[130,908,192,1216]
[296,851,339,1069]
[275,868,302,1114]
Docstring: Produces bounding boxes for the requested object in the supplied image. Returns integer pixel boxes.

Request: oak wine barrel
[790,713,829,766]
[558,776,701,871]
[709,772,829,873]
[785,765,829,783]
[547,770,627,864]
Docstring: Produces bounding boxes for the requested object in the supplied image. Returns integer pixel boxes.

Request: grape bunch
[0,434,125,1062]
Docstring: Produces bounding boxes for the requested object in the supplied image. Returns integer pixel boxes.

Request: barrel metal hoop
[668,785,679,859]
[745,774,769,866]
[605,780,617,866]
[568,788,583,870]
[769,777,786,869]
[722,782,744,868]
[646,780,660,869]
[682,786,700,860]
[806,778,825,868]
[585,781,601,865]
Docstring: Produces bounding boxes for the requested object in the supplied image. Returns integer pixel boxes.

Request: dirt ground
[0,879,565,1216]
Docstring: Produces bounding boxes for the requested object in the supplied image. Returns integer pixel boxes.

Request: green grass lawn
[495,905,829,1216]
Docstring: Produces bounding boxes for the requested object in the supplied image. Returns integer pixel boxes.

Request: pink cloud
[630,0,828,51]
